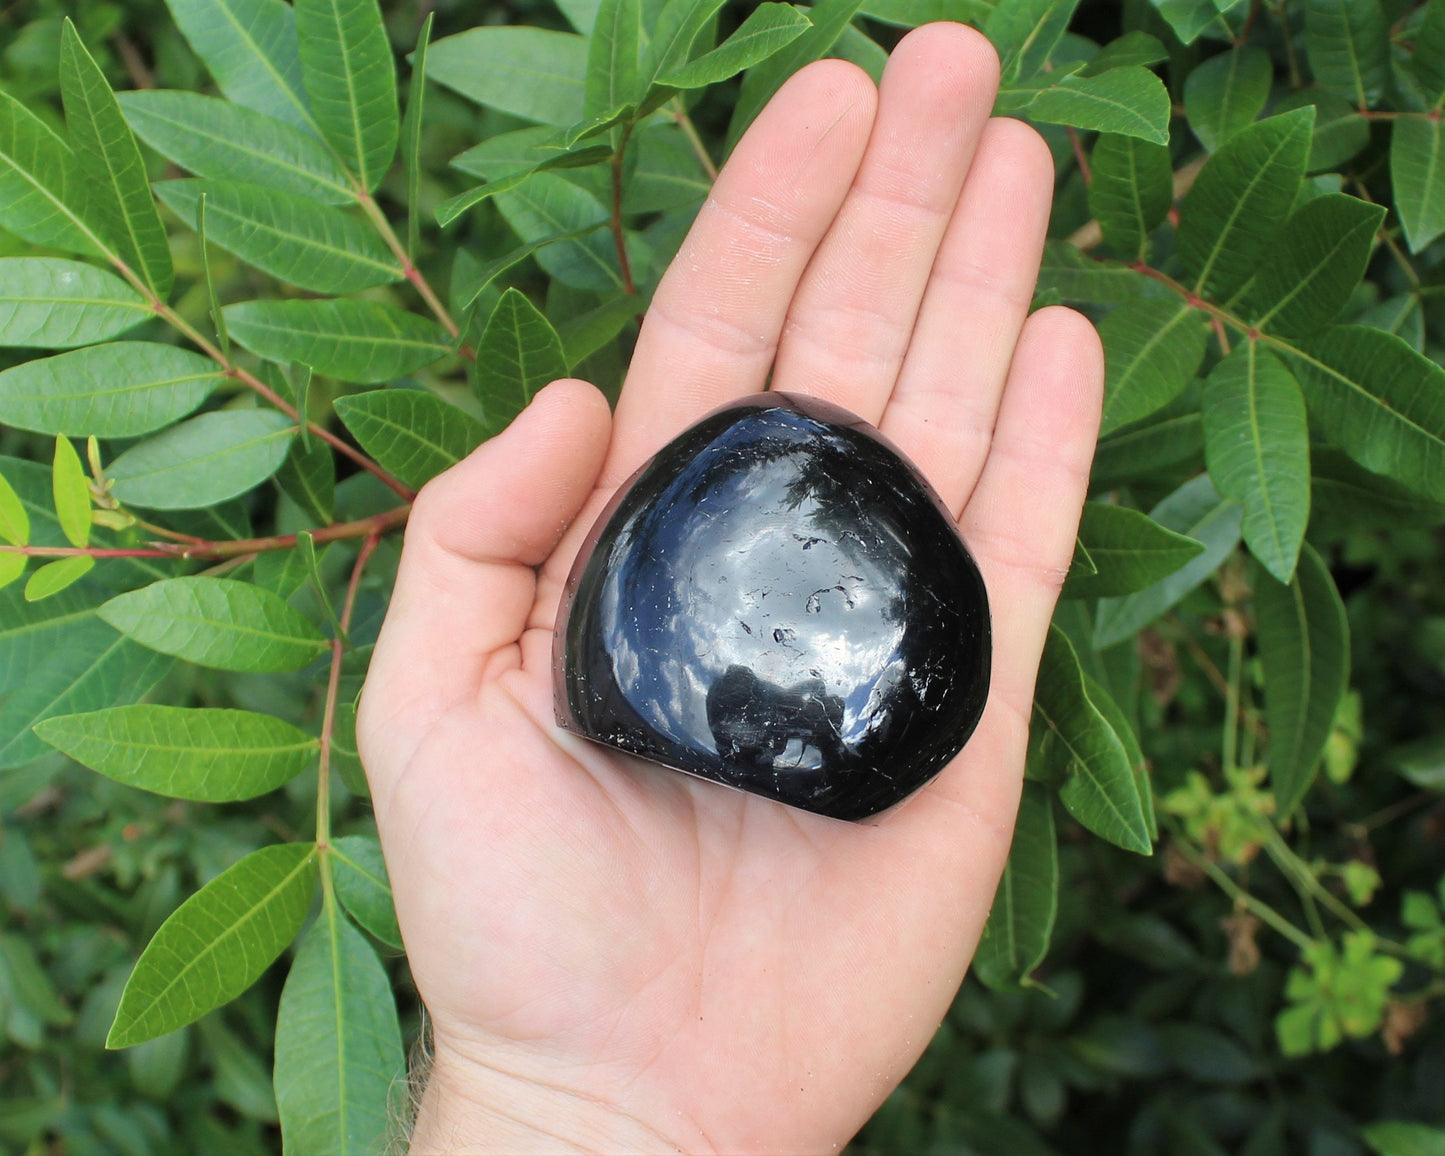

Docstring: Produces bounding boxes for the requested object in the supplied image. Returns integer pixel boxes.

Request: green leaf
[646,0,730,84]
[1088,135,1172,261]
[475,289,569,437]
[1272,89,1369,175]
[1177,108,1314,303]
[1077,31,1169,76]
[728,0,864,149]
[1309,446,1445,534]
[402,12,433,260]
[1094,474,1243,648]
[0,474,29,547]
[0,258,149,349]
[860,0,991,22]
[557,293,639,366]
[117,90,354,205]
[974,782,1057,990]
[660,4,813,89]
[330,835,401,949]
[99,576,329,672]
[1035,626,1153,855]
[108,409,295,510]
[624,124,709,215]
[425,27,588,126]
[1084,672,1155,840]
[1099,300,1209,436]
[1359,293,1425,352]
[1201,343,1310,584]
[51,436,90,549]
[274,905,404,1155]
[494,173,624,292]
[0,553,23,595]
[154,180,403,295]
[0,626,173,768]
[1151,0,1248,44]
[434,144,614,227]
[1304,0,1388,107]
[1362,1121,1445,1156]
[587,0,642,118]
[453,226,609,314]
[1037,239,1156,304]
[275,436,336,525]
[984,0,1079,82]
[1392,116,1445,254]
[334,390,486,490]
[107,843,317,1048]
[1062,502,1206,600]
[1183,45,1271,151]
[222,299,449,385]
[1248,194,1385,336]
[24,556,95,603]
[0,90,106,257]
[1282,325,1445,503]
[1256,542,1349,818]
[0,934,72,1026]
[295,0,397,192]
[1024,67,1171,145]
[59,20,174,300]
[0,343,222,437]
[198,1018,278,1122]
[33,705,317,802]
[1411,0,1445,107]
[163,0,313,131]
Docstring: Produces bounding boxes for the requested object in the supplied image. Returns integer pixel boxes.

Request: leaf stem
[316,531,379,854]
[156,301,416,501]
[0,505,409,562]
[1222,630,1243,775]
[673,100,719,181]
[1067,126,1091,184]
[610,123,638,296]
[1167,825,1316,953]
[356,190,461,341]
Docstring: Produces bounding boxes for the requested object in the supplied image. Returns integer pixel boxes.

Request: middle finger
[770,22,1000,422]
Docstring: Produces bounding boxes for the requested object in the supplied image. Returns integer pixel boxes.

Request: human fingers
[601,59,876,489]
[358,380,612,776]
[876,117,1055,517]
[770,23,1000,422]
[881,307,1101,871]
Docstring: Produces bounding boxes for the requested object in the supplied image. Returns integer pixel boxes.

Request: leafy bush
[1,0,1444,1152]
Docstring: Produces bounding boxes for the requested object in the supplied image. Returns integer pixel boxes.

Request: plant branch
[154,300,416,501]
[316,531,379,853]
[610,123,638,296]
[1167,826,1317,953]
[0,506,409,562]
[673,100,719,181]
[356,191,462,342]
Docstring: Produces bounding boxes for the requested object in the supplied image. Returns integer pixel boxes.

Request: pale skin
[357,22,1104,1155]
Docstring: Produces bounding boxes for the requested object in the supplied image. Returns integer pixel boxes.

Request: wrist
[406,1033,711,1155]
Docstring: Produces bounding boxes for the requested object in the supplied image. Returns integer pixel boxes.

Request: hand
[358,22,1103,1154]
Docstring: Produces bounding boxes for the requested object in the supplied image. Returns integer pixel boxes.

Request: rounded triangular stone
[554,392,990,821]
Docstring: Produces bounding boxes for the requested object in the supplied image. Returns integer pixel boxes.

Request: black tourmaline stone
[553,393,990,821]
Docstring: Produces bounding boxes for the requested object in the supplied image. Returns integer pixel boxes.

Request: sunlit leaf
[34,705,318,801]
[107,843,317,1047]
[99,576,329,672]
[0,343,222,437]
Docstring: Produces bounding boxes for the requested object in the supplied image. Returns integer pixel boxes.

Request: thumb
[360,379,612,774]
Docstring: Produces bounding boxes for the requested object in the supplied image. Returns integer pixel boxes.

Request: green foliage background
[1,0,1444,1152]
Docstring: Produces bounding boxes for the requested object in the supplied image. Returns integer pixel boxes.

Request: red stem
[1,506,409,563]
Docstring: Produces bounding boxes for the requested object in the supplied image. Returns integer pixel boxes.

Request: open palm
[358,23,1102,1155]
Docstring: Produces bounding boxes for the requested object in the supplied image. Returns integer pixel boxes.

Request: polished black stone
[553,393,991,821]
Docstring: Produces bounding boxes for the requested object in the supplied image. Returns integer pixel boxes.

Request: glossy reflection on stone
[553,392,991,821]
